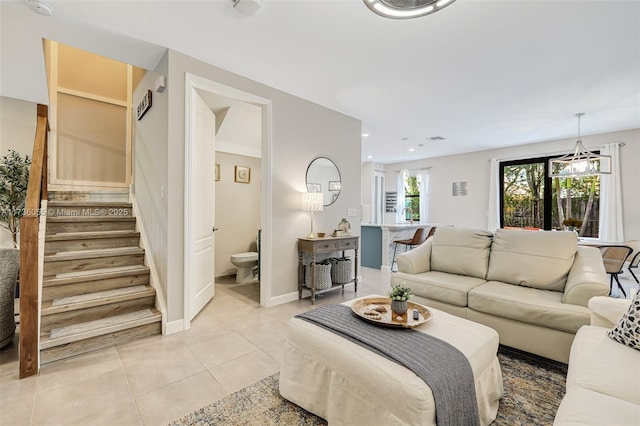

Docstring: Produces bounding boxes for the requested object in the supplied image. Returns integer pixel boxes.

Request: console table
[298,236,359,304]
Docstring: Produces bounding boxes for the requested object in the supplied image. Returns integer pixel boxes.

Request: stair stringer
[130,193,169,334]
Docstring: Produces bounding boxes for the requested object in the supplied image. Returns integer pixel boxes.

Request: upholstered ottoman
[279,296,503,425]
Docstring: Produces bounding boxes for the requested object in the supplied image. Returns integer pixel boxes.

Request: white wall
[381,128,640,240]
[215,152,261,277]
[0,96,37,247]
[149,49,361,323]
[132,53,169,310]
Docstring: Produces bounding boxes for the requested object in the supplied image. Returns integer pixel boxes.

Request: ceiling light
[408,148,415,152]
[548,113,611,178]
[363,0,456,20]
[26,0,53,16]
[362,133,370,137]
[367,155,373,159]
[232,0,262,16]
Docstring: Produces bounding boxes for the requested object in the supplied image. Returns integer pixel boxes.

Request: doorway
[184,73,272,326]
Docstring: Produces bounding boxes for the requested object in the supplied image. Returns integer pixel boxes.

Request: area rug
[170,345,567,426]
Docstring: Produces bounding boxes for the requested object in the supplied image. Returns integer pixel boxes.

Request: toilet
[230,252,259,283]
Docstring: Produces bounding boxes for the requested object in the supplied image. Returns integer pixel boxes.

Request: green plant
[389,283,412,302]
[0,150,31,248]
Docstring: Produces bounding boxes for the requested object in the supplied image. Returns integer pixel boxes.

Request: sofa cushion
[487,229,577,291]
[554,386,640,426]
[468,281,589,333]
[392,271,486,307]
[567,325,640,405]
[430,227,493,279]
[608,290,640,351]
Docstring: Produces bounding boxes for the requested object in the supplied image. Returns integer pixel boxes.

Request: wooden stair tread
[41,308,161,349]
[42,284,155,315]
[46,230,140,241]
[47,216,136,222]
[44,247,144,262]
[47,201,132,207]
[51,285,149,307]
[43,265,150,286]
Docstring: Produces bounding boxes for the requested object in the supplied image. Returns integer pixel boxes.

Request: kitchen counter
[361,223,436,271]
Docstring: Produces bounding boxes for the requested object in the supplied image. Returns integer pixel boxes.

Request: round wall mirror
[306,157,341,206]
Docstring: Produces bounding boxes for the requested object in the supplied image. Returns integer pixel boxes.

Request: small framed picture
[235,165,251,184]
[307,183,321,193]
[329,181,341,191]
[215,164,220,181]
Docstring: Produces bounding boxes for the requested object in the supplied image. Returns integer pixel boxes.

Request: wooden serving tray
[351,297,432,329]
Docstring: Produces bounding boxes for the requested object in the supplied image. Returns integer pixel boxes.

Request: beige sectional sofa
[553,296,640,425]
[391,227,609,363]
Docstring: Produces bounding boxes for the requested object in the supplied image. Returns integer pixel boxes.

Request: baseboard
[381,266,391,273]
[164,319,184,335]
[269,291,299,307]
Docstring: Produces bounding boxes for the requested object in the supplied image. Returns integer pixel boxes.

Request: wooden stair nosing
[43,265,150,287]
[45,230,140,242]
[44,247,145,262]
[41,285,156,316]
[40,308,161,349]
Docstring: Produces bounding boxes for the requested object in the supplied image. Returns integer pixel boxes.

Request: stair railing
[19,104,48,379]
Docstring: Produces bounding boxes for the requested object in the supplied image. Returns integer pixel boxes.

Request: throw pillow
[608,290,640,351]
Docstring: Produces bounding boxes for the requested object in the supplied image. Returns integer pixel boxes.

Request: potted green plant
[0,149,31,248]
[0,150,30,347]
[389,282,412,315]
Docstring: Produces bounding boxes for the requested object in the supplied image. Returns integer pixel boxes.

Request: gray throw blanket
[296,304,480,426]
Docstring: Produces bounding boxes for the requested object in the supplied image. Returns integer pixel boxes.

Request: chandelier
[548,113,611,178]
[363,0,456,19]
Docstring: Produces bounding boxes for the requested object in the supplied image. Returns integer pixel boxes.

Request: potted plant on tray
[389,283,412,315]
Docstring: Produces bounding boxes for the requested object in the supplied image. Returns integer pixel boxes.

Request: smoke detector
[232,0,263,16]
[26,0,53,16]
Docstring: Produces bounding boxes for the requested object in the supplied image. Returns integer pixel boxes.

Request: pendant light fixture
[363,0,456,20]
[548,113,611,178]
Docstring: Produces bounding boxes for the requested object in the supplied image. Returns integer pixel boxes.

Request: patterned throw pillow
[608,291,640,351]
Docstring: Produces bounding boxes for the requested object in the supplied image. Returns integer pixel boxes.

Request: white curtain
[487,157,500,232]
[598,142,624,242]
[418,169,429,223]
[396,170,406,223]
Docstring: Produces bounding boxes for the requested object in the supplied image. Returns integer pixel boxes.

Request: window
[500,156,600,237]
[404,174,421,221]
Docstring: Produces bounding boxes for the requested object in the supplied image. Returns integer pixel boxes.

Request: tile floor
[0,267,637,426]
[0,268,389,426]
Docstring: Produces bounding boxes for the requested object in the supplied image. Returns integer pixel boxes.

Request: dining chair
[624,240,640,284]
[599,245,634,297]
[391,227,430,272]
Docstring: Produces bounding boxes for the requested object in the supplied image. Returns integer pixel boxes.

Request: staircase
[40,198,161,363]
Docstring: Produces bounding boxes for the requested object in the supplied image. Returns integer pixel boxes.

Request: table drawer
[313,241,339,253]
[337,239,357,250]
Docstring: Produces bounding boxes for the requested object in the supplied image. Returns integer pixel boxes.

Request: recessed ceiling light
[362,133,370,137]
[408,148,415,152]
[428,136,446,141]
[26,0,53,16]
[367,155,373,159]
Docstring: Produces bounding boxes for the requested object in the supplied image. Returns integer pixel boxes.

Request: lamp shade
[302,192,324,212]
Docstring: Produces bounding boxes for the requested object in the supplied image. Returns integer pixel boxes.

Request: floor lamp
[302,192,324,239]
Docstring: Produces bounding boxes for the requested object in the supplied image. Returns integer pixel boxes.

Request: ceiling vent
[428,136,446,141]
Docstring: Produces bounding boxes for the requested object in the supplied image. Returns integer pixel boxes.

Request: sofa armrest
[588,296,632,328]
[397,238,432,274]
[562,246,609,307]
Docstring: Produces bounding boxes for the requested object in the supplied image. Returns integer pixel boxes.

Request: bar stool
[391,227,432,272]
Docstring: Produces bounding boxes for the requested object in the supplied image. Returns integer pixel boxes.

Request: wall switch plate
[347,208,358,217]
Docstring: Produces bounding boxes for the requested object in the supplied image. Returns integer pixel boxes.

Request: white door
[187,92,216,320]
